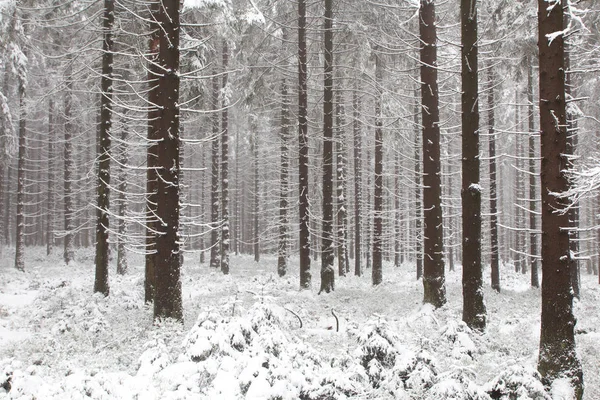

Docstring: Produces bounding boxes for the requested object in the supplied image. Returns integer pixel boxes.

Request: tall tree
[419,0,446,307]
[209,69,220,269]
[220,40,230,275]
[94,0,114,296]
[63,66,75,265]
[277,55,290,277]
[145,0,160,303]
[487,66,500,292]
[298,0,311,288]
[414,89,423,280]
[320,0,335,294]
[46,98,54,256]
[116,117,129,276]
[153,0,182,321]
[335,89,349,276]
[372,50,383,286]
[353,85,362,277]
[460,0,486,330]
[14,44,26,272]
[537,0,583,395]
[527,59,539,288]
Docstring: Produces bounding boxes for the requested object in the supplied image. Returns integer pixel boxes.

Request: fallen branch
[284,307,303,329]
[331,308,339,332]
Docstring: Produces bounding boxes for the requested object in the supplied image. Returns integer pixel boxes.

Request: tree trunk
[372,50,383,286]
[528,60,539,289]
[63,69,74,265]
[414,89,423,280]
[94,0,114,296]
[116,119,128,275]
[220,40,230,275]
[353,84,362,277]
[488,67,500,292]
[252,120,260,263]
[298,0,311,288]
[153,0,182,321]
[537,0,583,395]
[145,0,160,303]
[320,0,335,294]
[14,56,26,272]
[46,98,54,256]
[420,0,446,307]
[278,44,290,277]
[460,0,485,331]
[514,90,525,274]
[209,68,220,269]
[336,90,349,276]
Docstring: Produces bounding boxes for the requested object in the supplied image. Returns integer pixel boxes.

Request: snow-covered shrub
[440,321,477,360]
[484,365,550,400]
[353,318,437,394]
[426,369,490,400]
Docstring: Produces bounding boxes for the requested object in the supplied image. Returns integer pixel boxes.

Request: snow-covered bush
[484,365,550,400]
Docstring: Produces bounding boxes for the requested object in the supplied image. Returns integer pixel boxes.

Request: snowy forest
[0,0,599,398]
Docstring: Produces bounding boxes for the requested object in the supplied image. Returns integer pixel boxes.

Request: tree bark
[298,0,311,288]
[528,60,539,288]
[537,0,583,395]
[14,52,26,272]
[145,0,160,303]
[209,68,220,269]
[353,84,362,277]
[336,89,349,276]
[420,0,446,307]
[116,119,128,275]
[252,119,260,263]
[94,0,114,296]
[220,40,230,275]
[487,66,500,292]
[153,0,182,321]
[460,0,485,331]
[320,0,335,294]
[414,89,423,280]
[63,68,74,265]
[46,98,54,256]
[372,50,383,286]
[278,43,290,277]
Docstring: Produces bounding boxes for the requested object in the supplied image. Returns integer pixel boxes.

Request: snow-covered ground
[0,247,598,399]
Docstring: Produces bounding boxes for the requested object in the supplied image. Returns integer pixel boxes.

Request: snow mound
[484,365,550,400]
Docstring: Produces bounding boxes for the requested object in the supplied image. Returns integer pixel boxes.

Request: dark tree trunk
[394,143,401,268]
[278,46,290,277]
[298,0,311,288]
[153,0,182,321]
[220,40,230,275]
[514,91,525,274]
[353,84,362,277]
[487,67,500,292]
[94,0,114,296]
[372,51,383,286]
[320,0,335,294]
[460,0,485,331]
[145,1,160,303]
[14,58,26,272]
[335,89,349,276]
[209,69,220,269]
[414,90,423,280]
[116,119,128,275]
[46,98,54,256]
[63,69,74,265]
[528,60,539,289]
[537,0,583,395]
[420,0,445,307]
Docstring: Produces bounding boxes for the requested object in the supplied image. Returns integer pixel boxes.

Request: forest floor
[0,247,598,399]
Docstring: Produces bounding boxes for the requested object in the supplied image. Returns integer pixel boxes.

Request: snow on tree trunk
[14,47,26,272]
[487,66,500,292]
[320,0,335,294]
[116,118,128,276]
[537,0,583,396]
[298,0,311,289]
[94,0,114,296]
[527,60,539,289]
[335,89,349,276]
[220,40,230,276]
[372,50,383,287]
[63,68,75,265]
[419,0,446,307]
[460,0,486,331]
[209,69,220,270]
[352,84,362,277]
[153,0,182,322]
[414,88,423,280]
[46,98,54,257]
[277,40,290,277]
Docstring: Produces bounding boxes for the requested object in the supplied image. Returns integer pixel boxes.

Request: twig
[284,307,303,328]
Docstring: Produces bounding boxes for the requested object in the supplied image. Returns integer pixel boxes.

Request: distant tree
[487,66,500,292]
[209,68,220,269]
[372,49,383,286]
[63,65,75,265]
[352,84,362,277]
[335,89,349,276]
[536,0,583,395]
[277,50,290,277]
[116,117,129,276]
[220,40,230,275]
[413,89,422,280]
[419,0,445,307]
[527,59,539,288]
[14,42,26,272]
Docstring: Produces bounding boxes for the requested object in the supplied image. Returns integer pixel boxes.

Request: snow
[0,248,599,399]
